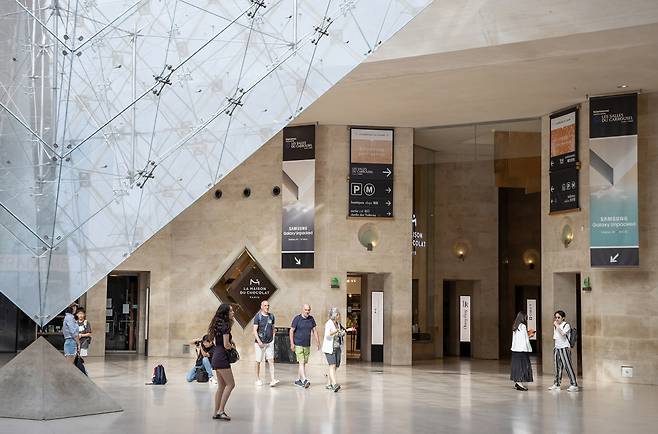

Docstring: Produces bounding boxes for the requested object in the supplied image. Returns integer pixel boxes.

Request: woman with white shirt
[510,311,535,391]
[322,308,355,392]
[549,310,578,392]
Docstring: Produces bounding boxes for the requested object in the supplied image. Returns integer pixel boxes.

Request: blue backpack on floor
[152,364,167,385]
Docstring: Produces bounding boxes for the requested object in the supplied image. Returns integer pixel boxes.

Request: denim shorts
[64,338,77,356]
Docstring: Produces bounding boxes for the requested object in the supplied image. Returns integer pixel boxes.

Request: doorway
[552,273,583,377]
[106,274,141,352]
[443,280,474,358]
[346,275,362,360]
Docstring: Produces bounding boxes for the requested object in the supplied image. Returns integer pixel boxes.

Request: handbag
[226,347,240,364]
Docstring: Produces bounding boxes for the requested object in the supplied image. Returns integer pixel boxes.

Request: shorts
[255,342,274,362]
[79,348,89,357]
[325,347,342,368]
[64,338,77,356]
[295,346,310,363]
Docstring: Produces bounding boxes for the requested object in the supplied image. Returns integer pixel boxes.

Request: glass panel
[413,119,541,357]
[0,0,431,325]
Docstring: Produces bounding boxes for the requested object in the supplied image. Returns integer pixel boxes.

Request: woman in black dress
[208,303,236,421]
[510,311,535,391]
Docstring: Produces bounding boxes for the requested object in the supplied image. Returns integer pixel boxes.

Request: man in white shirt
[548,310,579,392]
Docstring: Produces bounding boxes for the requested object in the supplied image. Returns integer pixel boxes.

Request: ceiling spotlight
[272,186,281,196]
[214,189,222,199]
[617,84,628,89]
[243,187,251,198]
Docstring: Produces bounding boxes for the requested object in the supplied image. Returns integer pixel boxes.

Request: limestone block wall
[86,125,414,365]
[541,93,658,385]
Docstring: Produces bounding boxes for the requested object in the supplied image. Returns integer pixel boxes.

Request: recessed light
[618,84,628,89]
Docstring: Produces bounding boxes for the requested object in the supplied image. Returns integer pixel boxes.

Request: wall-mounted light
[452,239,470,261]
[522,249,540,270]
[561,223,574,248]
[358,223,380,252]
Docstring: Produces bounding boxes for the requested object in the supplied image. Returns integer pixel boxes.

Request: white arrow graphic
[386,187,392,193]
[610,253,619,263]
[386,211,391,216]
[294,257,301,265]
[386,200,391,206]
[383,168,392,177]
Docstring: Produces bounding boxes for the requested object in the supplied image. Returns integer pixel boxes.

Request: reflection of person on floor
[186,335,217,385]
[510,311,534,391]
[62,303,80,364]
[253,300,279,387]
[549,310,579,392]
[290,304,320,388]
[323,308,355,392]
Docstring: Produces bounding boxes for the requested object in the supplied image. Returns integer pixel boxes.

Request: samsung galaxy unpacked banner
[282,125,315,269]
[589,93,639,267]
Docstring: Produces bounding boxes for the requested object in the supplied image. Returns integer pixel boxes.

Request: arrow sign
[294,257,301,265]
[382,168,392,177]
[610,253,619,263]
[386,200,391,206]
[386,187,392,193]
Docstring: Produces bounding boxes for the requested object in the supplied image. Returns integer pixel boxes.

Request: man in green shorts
[290,304,320,388]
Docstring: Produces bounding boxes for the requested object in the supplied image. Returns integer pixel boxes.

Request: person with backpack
[209,304,237,421]
[510,311,535,391]
[186,335,217,385]
[253,300,279,387]
[548,310,579,392]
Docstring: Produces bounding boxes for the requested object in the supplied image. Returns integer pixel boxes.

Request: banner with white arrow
[348,128,394,217]
[282,125,315,269]
[589,93,639,267]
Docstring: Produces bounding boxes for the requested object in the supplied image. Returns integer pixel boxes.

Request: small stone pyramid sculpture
[0,337,122,420]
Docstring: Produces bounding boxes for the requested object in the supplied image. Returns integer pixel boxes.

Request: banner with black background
[549,107,580,213]
[589,93,639,267]
[281,125,315,269]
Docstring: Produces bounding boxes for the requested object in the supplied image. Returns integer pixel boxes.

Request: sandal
[212,412,231,421]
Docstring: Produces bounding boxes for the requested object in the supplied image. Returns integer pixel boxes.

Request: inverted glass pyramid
[0,0,430,326]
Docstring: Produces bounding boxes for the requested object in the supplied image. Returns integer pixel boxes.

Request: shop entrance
[106,273,147,352]
[346,272,388,363]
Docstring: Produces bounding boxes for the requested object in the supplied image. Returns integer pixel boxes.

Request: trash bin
[273,327,297,364]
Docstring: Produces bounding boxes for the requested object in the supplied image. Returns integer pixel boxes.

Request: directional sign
[549,167,579,213]
[349,128,394,217]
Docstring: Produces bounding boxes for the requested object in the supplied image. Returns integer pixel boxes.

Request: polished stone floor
[0,354,656,434]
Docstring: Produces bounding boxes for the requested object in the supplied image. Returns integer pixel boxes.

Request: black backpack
[567,326,577,348]
[152,364,167,385]
[195,367,209,383]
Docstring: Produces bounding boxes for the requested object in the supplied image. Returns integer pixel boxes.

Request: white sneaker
[269,379,280,387]
[255,379,264,386]
[567,385,579,392]
[548,384,560,391]
[209,377,218,386]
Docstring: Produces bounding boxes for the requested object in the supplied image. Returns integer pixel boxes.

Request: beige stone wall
[434,159,499,359]
[86,125,413,365]
[541,93,658,385]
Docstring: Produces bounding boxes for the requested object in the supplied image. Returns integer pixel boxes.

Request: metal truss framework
[0,0,430,325]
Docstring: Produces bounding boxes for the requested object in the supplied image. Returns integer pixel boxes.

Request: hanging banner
[550,107,578,171]
[349,128,394,217]
[282,125,315,269]
[459,295,471,343]
[589,93,639,267]
[526,299,537,341]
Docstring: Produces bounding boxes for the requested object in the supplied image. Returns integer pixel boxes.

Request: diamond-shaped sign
[211,250,278,328]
